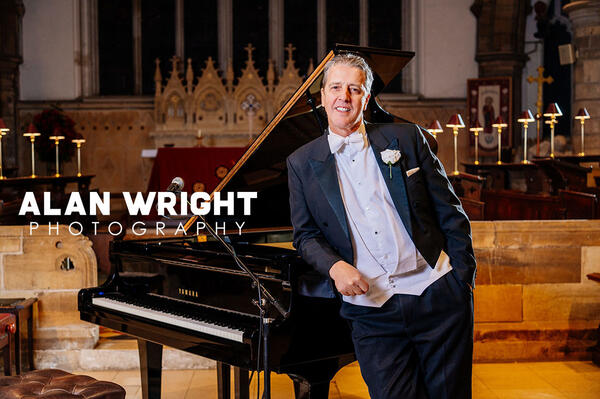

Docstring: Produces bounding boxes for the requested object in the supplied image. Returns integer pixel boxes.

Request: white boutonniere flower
[381,149,401,179]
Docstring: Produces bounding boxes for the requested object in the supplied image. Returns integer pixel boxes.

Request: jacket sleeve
[414,125,477,287]
[287,156,343,277]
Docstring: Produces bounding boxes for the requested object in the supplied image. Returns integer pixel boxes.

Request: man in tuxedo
[286,53,476,398]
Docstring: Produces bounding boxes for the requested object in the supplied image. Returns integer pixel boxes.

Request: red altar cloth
[147,147,246,193]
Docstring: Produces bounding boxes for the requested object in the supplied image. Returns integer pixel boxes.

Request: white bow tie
[328,132,365,154]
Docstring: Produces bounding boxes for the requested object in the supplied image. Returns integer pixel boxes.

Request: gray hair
[322,53,374,94]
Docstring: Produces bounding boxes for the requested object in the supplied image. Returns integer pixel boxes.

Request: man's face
[321,64,371,137]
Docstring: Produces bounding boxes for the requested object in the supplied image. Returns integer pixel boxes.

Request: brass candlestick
[72,139,86,177]
[517,110,535,164]
[446,114,465,175]
[0,118,9,180]
[49,135,65,177]
[575,108,590,156]
[469,121,483,165]
[427,120,443,140]
[543,103,562,159]
[492,116,508,164]
[24,123,41,178]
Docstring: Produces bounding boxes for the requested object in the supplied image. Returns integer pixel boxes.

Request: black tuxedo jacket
[286,123,476,298]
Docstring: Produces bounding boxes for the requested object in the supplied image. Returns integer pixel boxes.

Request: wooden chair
[0,313,16,376]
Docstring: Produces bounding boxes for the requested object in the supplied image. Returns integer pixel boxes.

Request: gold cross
[169,56,179,73]
[527,66,553,118]
[244,43,255,63]
[285,43,296,63]
[527,66,553,156]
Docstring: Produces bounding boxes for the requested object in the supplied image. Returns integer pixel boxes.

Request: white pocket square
[406,167,420,177]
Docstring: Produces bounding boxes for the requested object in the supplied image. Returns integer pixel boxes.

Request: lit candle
[446,114,465,175]
[24,123,41,178]
[469,121,483,165]
[492,116,508,165]
[72,139,86,177]
[517,110,534,164]
[0,118,9,180]
[49,135,65,177]
[543,103,562,159]
[574,108,590,156]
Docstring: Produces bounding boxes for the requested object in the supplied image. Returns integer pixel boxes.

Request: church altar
[147,147,246,194]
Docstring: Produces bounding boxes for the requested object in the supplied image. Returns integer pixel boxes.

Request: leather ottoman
[0,369,125,399]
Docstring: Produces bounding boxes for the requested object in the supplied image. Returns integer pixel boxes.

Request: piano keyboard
[92,297,245,343]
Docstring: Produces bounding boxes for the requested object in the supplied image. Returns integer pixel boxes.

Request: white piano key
[92,297,245,343]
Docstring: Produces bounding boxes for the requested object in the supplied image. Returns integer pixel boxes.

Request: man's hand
[329,260,369,296]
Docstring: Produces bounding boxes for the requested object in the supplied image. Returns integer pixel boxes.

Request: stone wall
[0,225,98,368]
[1,219,599,369]
[471,220,600,361]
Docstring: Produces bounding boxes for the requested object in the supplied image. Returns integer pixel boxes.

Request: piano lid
[199,45,414,232]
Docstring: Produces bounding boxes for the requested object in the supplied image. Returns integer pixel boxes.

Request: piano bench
[0,369,125,398]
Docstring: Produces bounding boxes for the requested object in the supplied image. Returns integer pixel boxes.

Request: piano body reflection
[79,45,421,399]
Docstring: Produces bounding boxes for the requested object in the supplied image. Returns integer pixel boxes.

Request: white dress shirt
[329,124,452,308]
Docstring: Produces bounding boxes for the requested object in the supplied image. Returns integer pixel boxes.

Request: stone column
[0,0,24,175]
[269,0,284,73]
[471,0,531,148]
[218,0,233,72]
[564,0,600,154]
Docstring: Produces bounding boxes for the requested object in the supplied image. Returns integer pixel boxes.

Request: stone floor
[74,360,600,399]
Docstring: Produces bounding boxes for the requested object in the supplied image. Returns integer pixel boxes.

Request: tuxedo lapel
[367,125,413,237]
[308,135,350,241]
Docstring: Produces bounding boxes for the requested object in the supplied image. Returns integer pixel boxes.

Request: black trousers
[340,270,473,399]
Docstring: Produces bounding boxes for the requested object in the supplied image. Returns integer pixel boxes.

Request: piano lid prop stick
[305,89,325,134]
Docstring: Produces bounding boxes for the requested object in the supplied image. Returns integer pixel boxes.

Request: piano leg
[138,339,163,399]
[216,364,251,399]
[291,378,331,399]
[216,361,231,399]
[288,356,355,399]
[234,367,249,399]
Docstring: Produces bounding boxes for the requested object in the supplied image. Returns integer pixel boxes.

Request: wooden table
[0,298,37,373]
[448,172,486,220]
[532,158,590,193]
[0,313,16,375]
[463,162,546,193]
[554,154,600,164]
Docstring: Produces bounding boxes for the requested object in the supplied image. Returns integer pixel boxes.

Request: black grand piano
[79,45,418,399]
